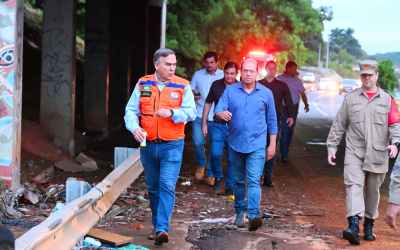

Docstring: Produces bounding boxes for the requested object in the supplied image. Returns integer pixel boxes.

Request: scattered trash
[190,217,233,224]
[23,190,40,205]
[181,180,192,186]
[82,236,102,248]
[87,228,133,247]
[66,177,91,203]
[135,195,147,203]
[32,166,55,184]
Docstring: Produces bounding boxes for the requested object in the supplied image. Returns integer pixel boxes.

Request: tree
[378,60,398,93]
[329,28,366,59]
[167,0,326,77]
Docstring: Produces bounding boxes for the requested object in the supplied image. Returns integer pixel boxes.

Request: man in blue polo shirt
[215,58,278,231]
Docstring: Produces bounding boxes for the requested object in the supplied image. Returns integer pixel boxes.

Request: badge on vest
[140,90,152,97]
[170,92,179,100]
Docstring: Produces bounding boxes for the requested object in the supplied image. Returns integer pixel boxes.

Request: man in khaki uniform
[327,60,400,245]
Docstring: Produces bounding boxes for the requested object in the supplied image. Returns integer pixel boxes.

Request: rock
[225,224,237,230]
[55,159,85,173]
[75,153,98,171]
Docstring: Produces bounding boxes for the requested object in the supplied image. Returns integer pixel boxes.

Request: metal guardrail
[15,150,143,250]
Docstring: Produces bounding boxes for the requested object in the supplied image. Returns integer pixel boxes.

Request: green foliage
[329,28,366,59]
[167,0,325,77]
[378,60,398,93]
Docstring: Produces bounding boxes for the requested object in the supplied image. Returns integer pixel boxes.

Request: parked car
[299,71,317,91]
[340,78,361,93]
[317,77,342,92]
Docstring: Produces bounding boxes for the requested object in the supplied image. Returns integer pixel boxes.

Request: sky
[312,0,400,55]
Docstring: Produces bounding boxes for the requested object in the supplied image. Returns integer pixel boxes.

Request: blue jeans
[140,139,184,233]
[207,122,234,190]
[229,146,265,219]
[192,118,207,168]
[279,109,297,159]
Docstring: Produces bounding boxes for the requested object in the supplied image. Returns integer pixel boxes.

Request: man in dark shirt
[202,62,238,195]
[260,60,295,187]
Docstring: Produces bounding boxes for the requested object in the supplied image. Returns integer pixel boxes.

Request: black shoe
[263,180,274,187]
[224,188,233,196]
[342,216,360,245]
[364,217,376,241]
[248,217,263,231]
[281,156,288,163]
[154,231,169,246]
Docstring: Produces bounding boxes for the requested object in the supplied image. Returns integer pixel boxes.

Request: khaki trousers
[344,152,386,219]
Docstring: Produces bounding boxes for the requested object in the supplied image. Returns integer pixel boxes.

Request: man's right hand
[133,127,147,143]
[327,152,336,166]
[385,203,400,230]
[216,111,232,122]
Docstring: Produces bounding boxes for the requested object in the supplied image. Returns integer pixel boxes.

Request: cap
[359,60,378,74]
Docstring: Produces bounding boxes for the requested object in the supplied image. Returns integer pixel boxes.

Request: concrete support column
[40,0,76,155]
[0,0,23,189]
[83,0,110,133]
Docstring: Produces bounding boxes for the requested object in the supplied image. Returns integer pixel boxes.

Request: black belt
[147,138,168,143]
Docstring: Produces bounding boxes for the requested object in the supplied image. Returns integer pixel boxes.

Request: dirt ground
[5,121,400,249]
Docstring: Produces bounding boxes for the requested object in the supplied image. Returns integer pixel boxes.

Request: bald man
[215,58,278,231]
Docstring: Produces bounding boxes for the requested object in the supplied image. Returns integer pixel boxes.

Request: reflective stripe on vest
[139,79,186,141]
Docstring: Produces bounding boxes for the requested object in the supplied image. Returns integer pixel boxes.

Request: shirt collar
[238,82,261,91]
[358,87,382,98]
[203,68,220,76]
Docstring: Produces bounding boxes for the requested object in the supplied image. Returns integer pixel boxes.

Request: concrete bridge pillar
[40,0,76,155]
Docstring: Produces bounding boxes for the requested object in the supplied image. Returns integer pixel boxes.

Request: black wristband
[170,109,174,117]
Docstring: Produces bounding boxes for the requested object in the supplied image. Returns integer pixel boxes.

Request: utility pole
[160,0,167,48]
[318,43,322,68]
[325,40,330,68]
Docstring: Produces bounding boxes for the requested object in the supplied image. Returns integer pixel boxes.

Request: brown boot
[195,167,205,181]
[206,176,215,186]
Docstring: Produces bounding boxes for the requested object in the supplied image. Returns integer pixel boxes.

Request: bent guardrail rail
[16,149,143,250]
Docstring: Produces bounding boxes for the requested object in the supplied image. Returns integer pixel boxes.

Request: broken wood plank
[87,228,132,246]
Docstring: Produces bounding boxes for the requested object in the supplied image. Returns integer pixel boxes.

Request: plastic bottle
[140,131,147,147]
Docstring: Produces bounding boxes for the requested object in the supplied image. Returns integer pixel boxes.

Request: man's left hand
[156,108,172,118]
[267,145,276,161]
[385,203,400,230]
[388,144,398,158]
[287,117,294,127]
[304,104,310,113]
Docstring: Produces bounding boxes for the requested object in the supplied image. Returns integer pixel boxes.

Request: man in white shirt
[191,52,224,185]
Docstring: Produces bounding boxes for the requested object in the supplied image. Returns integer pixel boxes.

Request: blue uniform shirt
[215,82,278,153]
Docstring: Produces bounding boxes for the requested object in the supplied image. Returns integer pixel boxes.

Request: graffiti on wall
[0,0,16,173]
